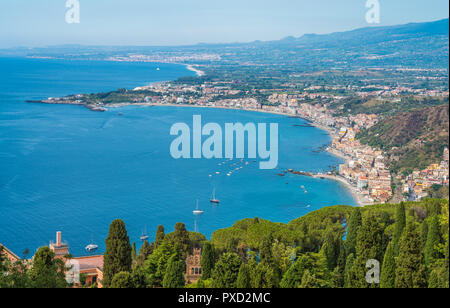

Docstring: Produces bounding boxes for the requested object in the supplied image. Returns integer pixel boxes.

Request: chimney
[56,231,62,246]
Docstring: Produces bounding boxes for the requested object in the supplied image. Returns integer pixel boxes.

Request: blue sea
[0,57,356,257]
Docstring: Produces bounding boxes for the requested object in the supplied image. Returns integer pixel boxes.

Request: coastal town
[29,71,449,206]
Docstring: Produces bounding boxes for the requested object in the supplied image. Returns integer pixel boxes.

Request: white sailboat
[210,188,220,204]
[193,200,204,215]
[140,225,149,241]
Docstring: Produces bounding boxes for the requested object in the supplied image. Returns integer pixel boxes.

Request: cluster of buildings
[402,148,450,201]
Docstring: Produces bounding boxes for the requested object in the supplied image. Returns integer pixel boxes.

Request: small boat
[85,233,98,253]
[210,188,220,204]
[193,200,204,215]
[156,67,160,71]
[140,226,149,241]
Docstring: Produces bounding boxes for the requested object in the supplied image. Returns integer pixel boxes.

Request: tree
[155,225,165,248]
[236,263,251,288]
[424,216,442,265]
[211,253,242,288]
[344,253,355,288]
[110,272,133,288]
[346,208,362,256]
[251,262,280,288]
[428,269,440,288]
[172,223,191,259]
[322,228,341,271]
[395,224,427,288]
[30,247,66,288]
[103,219,132,287]
[352,214,384,288]
[139,240,154,264]
[259,234,274,265]
[163,254,186,288]
[201,242,215,280]
[280,255,312,288]
[299,269,320,288]
[380,242,395,288]
[144,240,177,288]
[393,203,406,256]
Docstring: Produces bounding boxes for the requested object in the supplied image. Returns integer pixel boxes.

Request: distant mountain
[357,104,449,173]
[1,19,448,69]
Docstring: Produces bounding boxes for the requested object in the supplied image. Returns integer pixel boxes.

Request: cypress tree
[380,242,395,288]
[172,223,191,259]
[395,223,427,288]
[211,253,242,288]
[353,214,384,288]
[344,253,355,288]
[280,255,312,288]
[428,269,440,288]
[236,263,251,288]
[322,228,340,271]
[393,203,406,256]
[139,240,154,262]
[424,216,442,265]
[259,234,274,265]
[201,242,215,279]
[132,242,137,262]
[155,225,165,248]
[163,254,185,288]
[441,236,449,288]
[346,208,362,256]
[419,221,428,250]
[103,219,132,287]
[299,269,319,288]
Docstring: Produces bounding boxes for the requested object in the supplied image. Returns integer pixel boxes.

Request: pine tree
[346,208,362,256]
[424,216,442,265]
[155,225,165,248]
[380,242,395,288]
[163,254,185,288]
[211,253,242,288]
[251,262,280,288]
[236,263,251,288]
[395,223,427,288]
[393,203,406,256]
[201,242,215,280]
[353,214,384,288]
[103,219,132,287]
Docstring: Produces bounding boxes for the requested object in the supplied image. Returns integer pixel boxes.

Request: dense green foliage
[1,199,448,288]
[103,219,133,287]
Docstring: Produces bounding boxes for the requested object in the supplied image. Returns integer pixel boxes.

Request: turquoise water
[0,57,356,257]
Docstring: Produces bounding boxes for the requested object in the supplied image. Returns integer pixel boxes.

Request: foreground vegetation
[1,199,448,288]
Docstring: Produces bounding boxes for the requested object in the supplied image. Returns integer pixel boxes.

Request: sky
[0,0,448,48]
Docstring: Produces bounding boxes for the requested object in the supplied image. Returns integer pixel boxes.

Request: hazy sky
[0,0,448,48]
